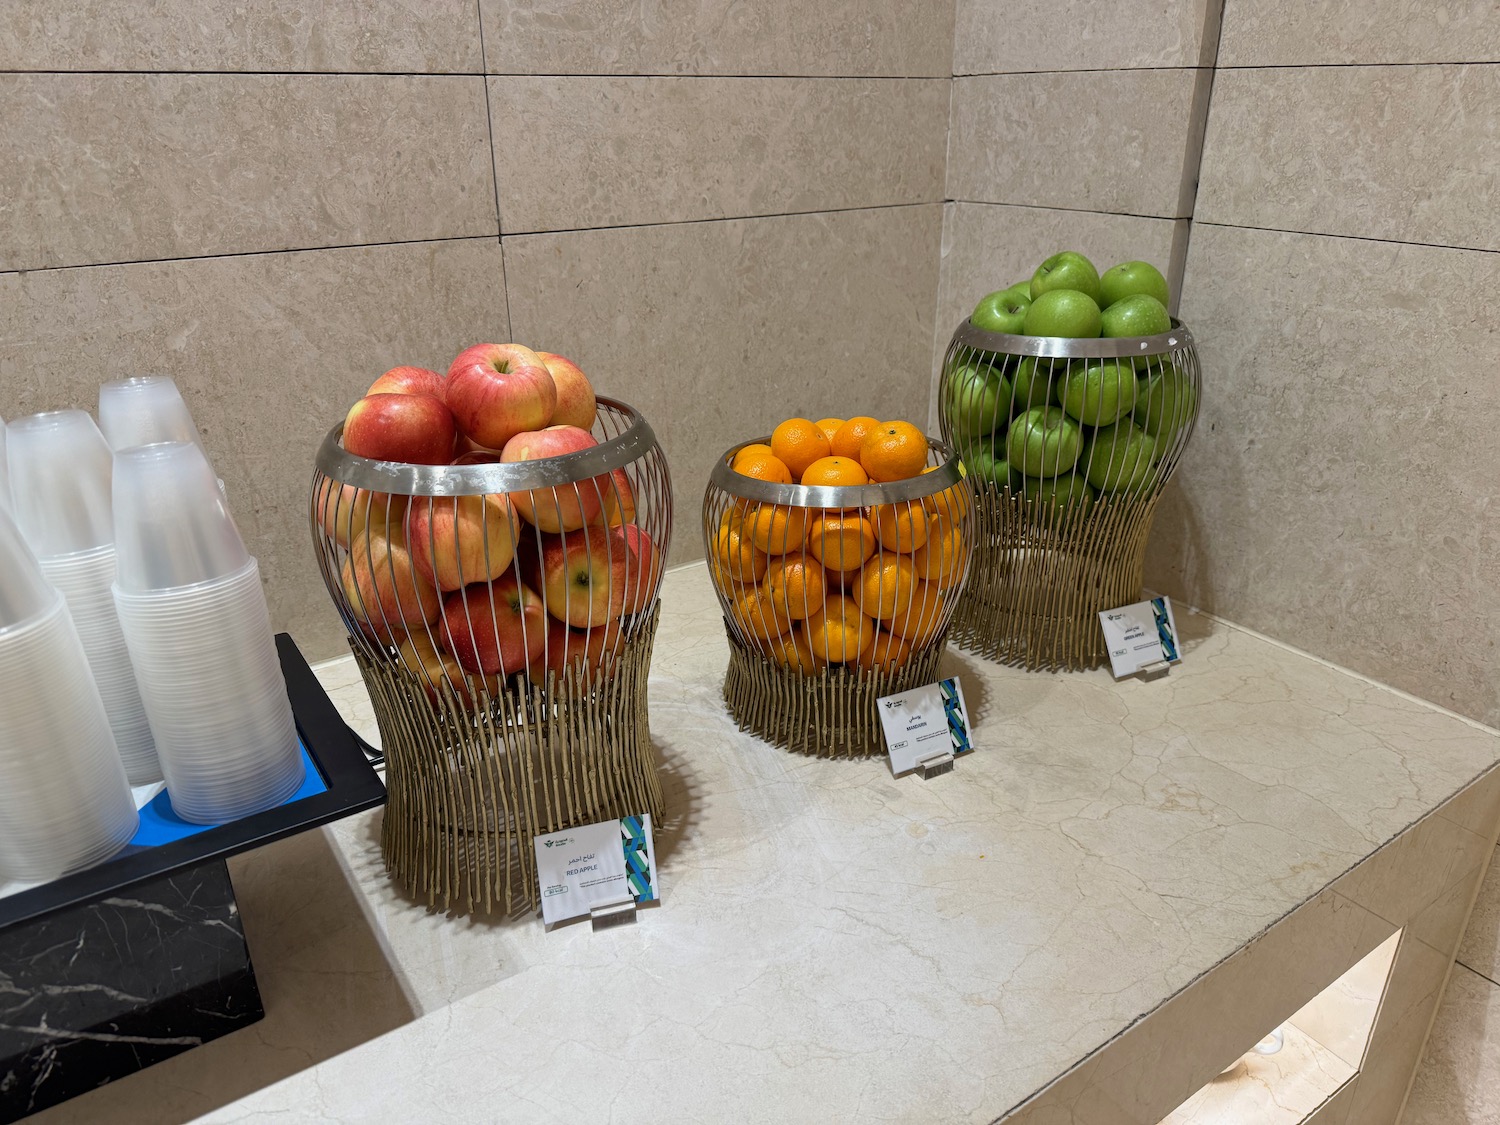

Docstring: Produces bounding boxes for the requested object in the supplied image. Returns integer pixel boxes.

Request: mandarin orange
[814,417,845,443]
[763,552,827,621]
[805,511,876,572]
[831,416,880,460]
[746,503,808,555]
[771,418,832,480]
[805,594,876,664]
[800,456,868,487]
[860,420,928,482]
[870,502,929,553]
[856,632,913,674]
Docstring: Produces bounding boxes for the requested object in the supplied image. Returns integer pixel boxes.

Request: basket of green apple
[936,252,1200,672]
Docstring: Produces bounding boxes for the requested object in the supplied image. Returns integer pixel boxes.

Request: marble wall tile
[1218,0,1500,66]
[1403,965,1500,1125]
[947,70,1204,218]
[931,202,1182,427]
[954,0,1215,74]
[0,74,496,272]
[0,0,481,72]
[1148,223,1500,728]
[1457,851,1500,982]
[478,0,953,77]
[487,77,948,234]
[1304,1078,1356,1125]
[502,205,943,566]
[0,237,509,663]
[1196,65,1500,252]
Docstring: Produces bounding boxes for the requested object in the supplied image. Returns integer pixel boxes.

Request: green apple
[1002,281,1034,305]
[1029,251,1101,303]
[962,438,1018,491]
[1006,406,1083,477]
[1022,471,1095,514]
[1013,357,1072,412]
[944,359,1013,439]
[1133,360,1197,443]
[1057,359,1138,427]
[1023,290,1102,338]
[970,289,1032,334]
[1100,293,1170,339]
[1099,261,1169,309]
[1082,418,1158,492]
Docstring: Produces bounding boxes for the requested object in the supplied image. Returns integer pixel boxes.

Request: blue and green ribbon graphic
[620,816,656,902]
[942,678,971,755]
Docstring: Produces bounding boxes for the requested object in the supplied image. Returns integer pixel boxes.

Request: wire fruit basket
[703,434,973,758]
[311,396,671,916]
[937,319,1199,670]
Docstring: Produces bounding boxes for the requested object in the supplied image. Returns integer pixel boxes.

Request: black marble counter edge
[0,634,386,932]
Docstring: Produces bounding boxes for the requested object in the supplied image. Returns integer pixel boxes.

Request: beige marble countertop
[35,562,1500,1125]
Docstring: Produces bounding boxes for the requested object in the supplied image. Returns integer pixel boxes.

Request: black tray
[0,634,385,931]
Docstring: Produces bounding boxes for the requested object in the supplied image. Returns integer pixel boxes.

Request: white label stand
[588,893,637,932]
[1137,659,1172,681]
[914,748,956,779]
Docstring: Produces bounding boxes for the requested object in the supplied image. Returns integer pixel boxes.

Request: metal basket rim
[313,395,658,496]
[951,317,1194,360]
[707,434,964,507]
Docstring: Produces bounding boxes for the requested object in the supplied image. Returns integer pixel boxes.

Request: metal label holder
[914,749,956,779]
[589,894,638,932]
[1137,660,1172,682]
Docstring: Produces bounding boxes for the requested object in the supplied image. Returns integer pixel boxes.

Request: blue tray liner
[121,740,328,852]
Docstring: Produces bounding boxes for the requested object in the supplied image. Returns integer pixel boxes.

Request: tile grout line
[0,68,953,80]
[1166,0,1229,310]
[1194,219,1500,257]
[1453,960,1500,990]
[0,202,947,279]
[473,0,514,335]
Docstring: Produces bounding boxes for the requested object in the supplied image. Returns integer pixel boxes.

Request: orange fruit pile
[715,415,971,676]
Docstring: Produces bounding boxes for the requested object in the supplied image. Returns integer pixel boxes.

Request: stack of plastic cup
[0,414,11,512]
[97,375,207,453]
[7,411,162,785]
[111,441,303,825]
[0,509,138,881]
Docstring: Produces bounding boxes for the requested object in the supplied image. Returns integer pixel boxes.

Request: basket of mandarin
[311,344,671,916]
[703,416,974,758]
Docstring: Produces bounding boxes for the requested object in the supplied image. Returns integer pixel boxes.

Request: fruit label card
[1099,596,1181,678]
[534,814,658,928]
[878,678,973,777]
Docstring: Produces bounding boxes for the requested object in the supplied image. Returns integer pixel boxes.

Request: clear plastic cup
[0,583,138,880]
[112,556,303,825]
[7,410,115,559]
[0,509,60,634]
[112,442,249,593]
[0,414,10,513]
[97,376,207,454]
[38,547,161,785]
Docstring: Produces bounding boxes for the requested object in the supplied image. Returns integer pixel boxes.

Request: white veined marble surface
[72,562,1500,1124]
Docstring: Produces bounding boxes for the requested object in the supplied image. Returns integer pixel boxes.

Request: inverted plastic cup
[113,442,249,593]
[0,414,10,513]
[0,509,59,633]
[7,410,115,559]
[98,376,206,454]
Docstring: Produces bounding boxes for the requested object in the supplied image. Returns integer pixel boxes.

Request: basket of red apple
[702,416,974,759]
[310,343,671,916]
[936,252,1201,672]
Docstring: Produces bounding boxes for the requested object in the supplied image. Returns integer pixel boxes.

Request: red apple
[439,574,547,676]
[536,352,597,431]
[614,524,660,614]
[528,527,631,628]
[593,468,637,528]
[314,479,407,549]
[529,618,624,683]
[501,425,607,532]
[444,343,557,450]
[396,630,494,706]
[340,531,441,643]
[343,393,456,465]
[367,365,445,398]
[406,493,518,591]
